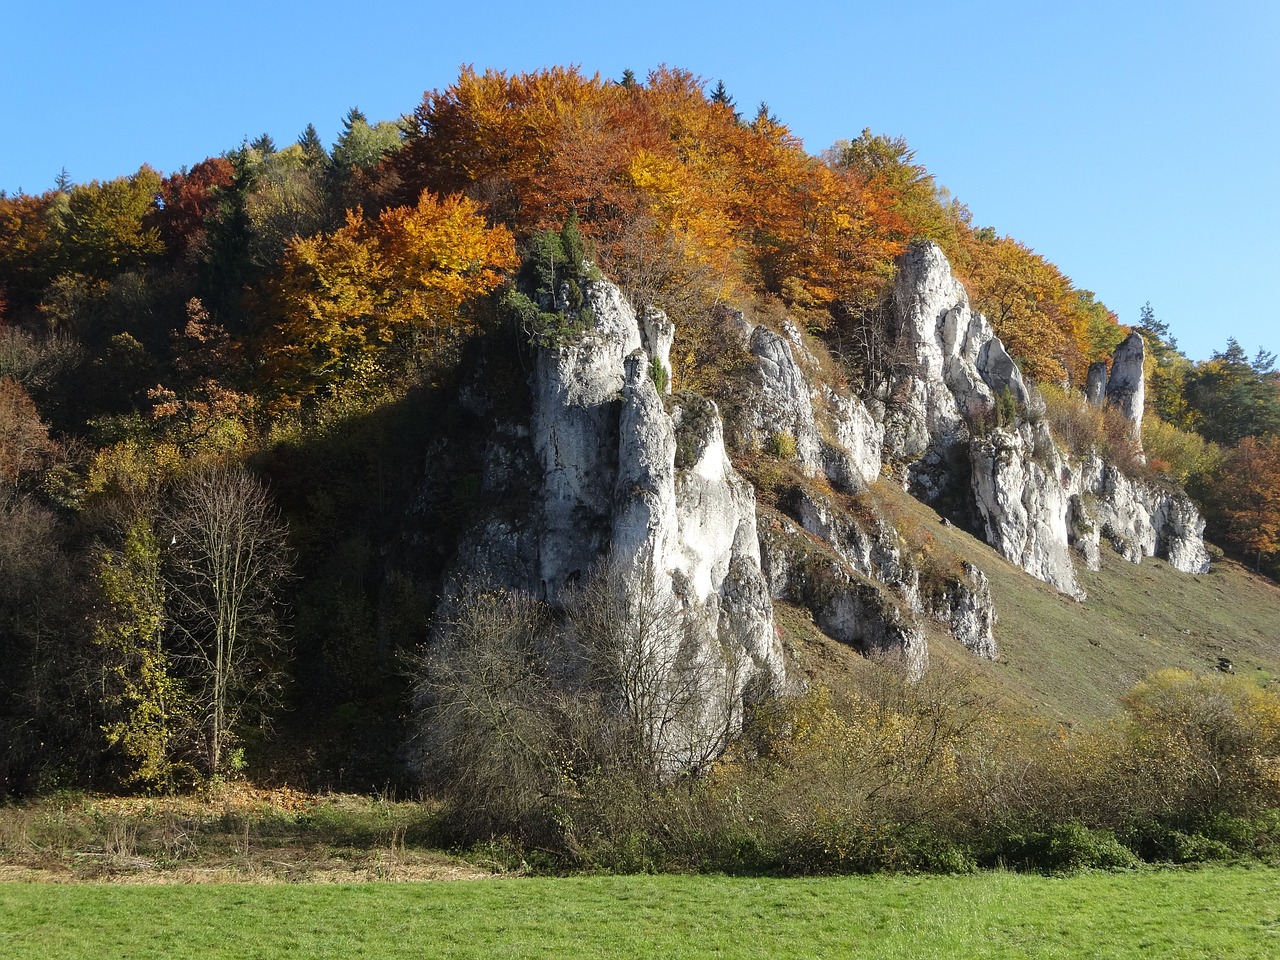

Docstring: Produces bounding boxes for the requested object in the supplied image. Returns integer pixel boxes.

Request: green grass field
[3,867,1279,959]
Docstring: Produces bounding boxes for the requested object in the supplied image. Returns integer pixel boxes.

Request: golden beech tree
[376,191,518,325]
[962,235,1077,383]
[0,191,60,314]
[389,63,1123,383]
[264,192,515,406]
[264,211,395,404]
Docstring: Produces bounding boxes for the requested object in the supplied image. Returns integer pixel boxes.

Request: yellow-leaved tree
[264,192,516,407]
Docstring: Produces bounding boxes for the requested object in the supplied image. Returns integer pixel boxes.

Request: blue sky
[4,0,1276,362]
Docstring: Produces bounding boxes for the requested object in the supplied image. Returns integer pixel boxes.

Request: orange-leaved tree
[1207,433,1280,571]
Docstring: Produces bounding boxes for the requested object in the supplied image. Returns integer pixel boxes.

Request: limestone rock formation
[929,563,998,660]
[758,513,928,678]
[970,422,1086,600]
[453,274,786,748]
[1105,332,1146,444]
[440,241,1213,750]
[745,324,883,492]
[1085,361,1109,407]
[886,241,1210,600]
[883,241,1029,500]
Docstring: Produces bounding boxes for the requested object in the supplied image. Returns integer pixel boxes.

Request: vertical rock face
[746,325,883,491]
[475,278,786,752]
[1106,332,1146,445]
[931,563,998,660]
[970,423,1087,600]
[757,515,929,678]
[531,279,642,599]
[885,241,1029,499]
[889,242,1209,600]
[1085,361,1110,407]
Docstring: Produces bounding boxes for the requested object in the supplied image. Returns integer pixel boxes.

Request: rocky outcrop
[746,326,883,492]
[1085,361,1109,407]
[441,239,1211,743]
[772,485,997,661]
[886,242,1209,600]
[453,276,786,750]
[929,563,998,660]
[970,422,1086,600]
[1105,332,1146,444]
[970,430,1211,598]
[758,513,928,677]
[1076,457,1210,574]
[883,241,1030,500]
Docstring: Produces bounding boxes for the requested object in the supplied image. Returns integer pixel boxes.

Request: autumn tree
[962,234,1086,383]
[158,158,236,269]
[96,514,197,789]
[828,129,955,252]
[0,190,61,317]
[147,297,253,451]
[0,376,57,488]
[1133,301,1193,427]
[1184,340,1280,445]
[264,191,515,406]
[1205,434,1280,571]
[58,166,166,277]
[242,144,328,269]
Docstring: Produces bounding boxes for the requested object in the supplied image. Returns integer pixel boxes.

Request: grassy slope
[2,868,1279,959]
[786,480,1280,723]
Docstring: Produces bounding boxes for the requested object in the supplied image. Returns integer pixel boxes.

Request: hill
[801,479,1280,722]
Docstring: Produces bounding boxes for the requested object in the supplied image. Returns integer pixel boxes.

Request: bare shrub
[561,560,748,784]
[409,584,566,841]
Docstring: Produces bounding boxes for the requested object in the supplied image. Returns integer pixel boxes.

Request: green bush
[992,822,1139,874]
[766,431,797,460]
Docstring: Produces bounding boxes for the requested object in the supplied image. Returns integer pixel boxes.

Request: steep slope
[823,481,1280,721]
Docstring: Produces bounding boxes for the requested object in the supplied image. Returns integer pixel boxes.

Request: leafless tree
[410,584,567,837]
[163,464,290,776]
[562,559,747,782]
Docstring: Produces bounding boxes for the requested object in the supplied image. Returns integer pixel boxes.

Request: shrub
[1142,415,1222,486]
[649,356,669,395]
[1118,669,1280,821]
[992,822,1139,874]
[1039,383,1143,472]
[766,431,797,460]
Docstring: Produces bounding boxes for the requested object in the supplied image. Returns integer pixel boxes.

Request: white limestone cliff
[889,242,1210,598]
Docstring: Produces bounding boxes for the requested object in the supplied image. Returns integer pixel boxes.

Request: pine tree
[297,123,328,167]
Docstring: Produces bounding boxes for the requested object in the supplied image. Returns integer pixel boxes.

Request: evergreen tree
[1135,301,1192,426]
[1185,339,1280,445]
[297,123,328,167]
[249,133,277,156]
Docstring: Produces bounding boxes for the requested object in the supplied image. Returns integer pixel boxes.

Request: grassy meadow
[3,867,1279,959]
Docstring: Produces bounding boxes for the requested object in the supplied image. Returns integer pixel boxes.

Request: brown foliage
[0,377,56,486]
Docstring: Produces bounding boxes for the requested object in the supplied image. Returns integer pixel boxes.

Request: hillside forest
[3,66,1280,872]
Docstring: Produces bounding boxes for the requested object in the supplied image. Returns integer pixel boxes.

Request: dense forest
[3,67,1280,863]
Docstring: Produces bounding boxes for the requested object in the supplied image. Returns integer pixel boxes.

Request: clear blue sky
[4,0,1276,362]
